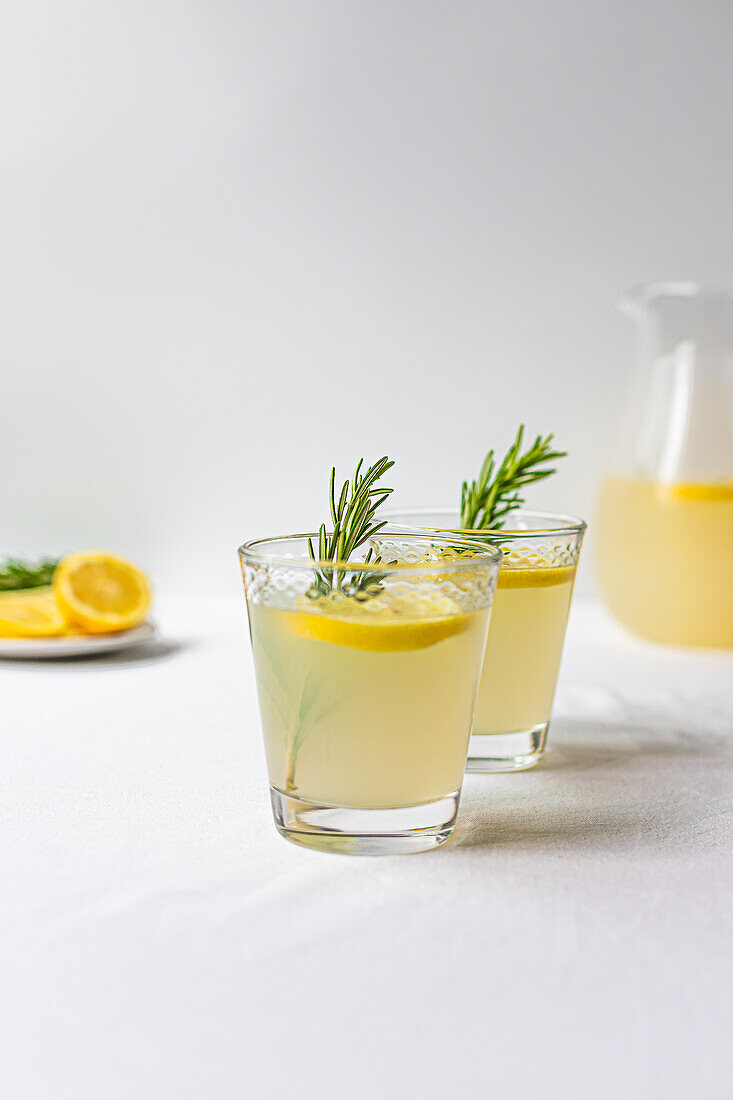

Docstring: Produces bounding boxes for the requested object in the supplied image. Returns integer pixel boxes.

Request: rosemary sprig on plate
[308,456,395,598]
[460,425,566,530]
[0,556,60,592]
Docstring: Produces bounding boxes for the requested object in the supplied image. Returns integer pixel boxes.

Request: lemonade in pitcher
[596,478,733,647]
[596,283,733,648]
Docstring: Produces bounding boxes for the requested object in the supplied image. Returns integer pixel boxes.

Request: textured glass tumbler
[239,532,501,854]
[386,510,586,772]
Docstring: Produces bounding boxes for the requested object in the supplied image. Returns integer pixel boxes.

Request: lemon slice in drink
[663,482,733,502]
[0,587,66,637]
[285,594,471,652]
[498,564,576,589]
[54,551,152,634]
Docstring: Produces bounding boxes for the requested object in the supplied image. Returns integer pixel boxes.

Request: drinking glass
[596,282,733,647]
[386,509,585,772]
[239,532,501,854]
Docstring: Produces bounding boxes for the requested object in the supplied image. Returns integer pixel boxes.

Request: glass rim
[383,506,587,539]
[238,530,503,573]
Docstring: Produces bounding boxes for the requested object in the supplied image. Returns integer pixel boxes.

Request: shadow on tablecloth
[451,713,731,851]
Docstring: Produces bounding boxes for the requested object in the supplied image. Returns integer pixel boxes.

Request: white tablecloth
[3,595,732,1099]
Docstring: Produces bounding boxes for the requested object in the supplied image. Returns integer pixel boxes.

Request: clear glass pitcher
[595,282,733,647]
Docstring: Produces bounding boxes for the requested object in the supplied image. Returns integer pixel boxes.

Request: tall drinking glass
[239,532,501,854]
[385,509,586,772]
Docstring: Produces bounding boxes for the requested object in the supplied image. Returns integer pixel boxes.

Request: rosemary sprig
[307,456,395,598]
[0,556,60,592]
[460,425,566,530]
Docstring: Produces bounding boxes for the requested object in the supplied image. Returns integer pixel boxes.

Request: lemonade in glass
[385,509,585,771]
[239,532,500,853]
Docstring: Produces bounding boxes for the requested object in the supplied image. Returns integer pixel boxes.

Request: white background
[2,0,732,591]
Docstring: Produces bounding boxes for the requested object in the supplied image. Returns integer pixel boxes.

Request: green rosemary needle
[0,556,60,592]
[460,425,566,530]
[308,456,395,598]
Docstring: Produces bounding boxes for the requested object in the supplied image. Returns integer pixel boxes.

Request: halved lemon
[0,587,66,637]
[54,550,151,634]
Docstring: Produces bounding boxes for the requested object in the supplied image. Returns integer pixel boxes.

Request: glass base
[270,787,460,855]
[466,723,548,773]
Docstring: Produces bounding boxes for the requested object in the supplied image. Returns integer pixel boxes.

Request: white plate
[0,620,157,659]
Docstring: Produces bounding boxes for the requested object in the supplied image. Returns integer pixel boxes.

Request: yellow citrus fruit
[54,550,152,634]
[498,563,576,589]
[664,482,733,502]
[284,605,471,652]
[0,587,66,637]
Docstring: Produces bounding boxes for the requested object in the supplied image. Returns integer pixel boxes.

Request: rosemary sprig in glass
[460,425,566,530]
[307,456,395,598]
[0,556,60,592]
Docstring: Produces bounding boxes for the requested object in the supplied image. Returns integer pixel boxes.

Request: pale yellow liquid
[473,566,576,735]
[249,601,489,808]
[596,477,733,647]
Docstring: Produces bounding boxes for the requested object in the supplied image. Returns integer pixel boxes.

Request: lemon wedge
[0,587,66,637]
[54,550,151,634]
